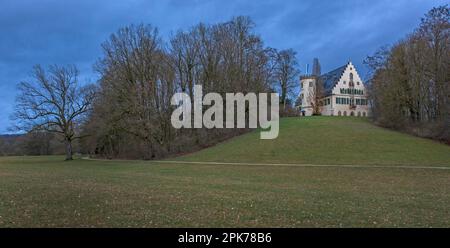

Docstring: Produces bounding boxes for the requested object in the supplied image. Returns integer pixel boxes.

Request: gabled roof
[318,64,347,95]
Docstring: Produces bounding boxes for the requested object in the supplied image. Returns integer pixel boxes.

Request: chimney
[312,58,321,76]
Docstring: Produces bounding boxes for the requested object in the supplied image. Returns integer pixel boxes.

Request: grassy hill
[178,116,450,166]
[0,117,449,227]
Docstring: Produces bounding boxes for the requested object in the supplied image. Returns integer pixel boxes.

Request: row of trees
[11,16,301,160]
[365,5,449,142]
[0,133,65,156]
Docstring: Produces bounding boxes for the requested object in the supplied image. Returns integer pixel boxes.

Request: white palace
[298,60,369,117]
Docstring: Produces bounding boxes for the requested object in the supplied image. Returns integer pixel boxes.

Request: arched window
[350,111,354,116]
[363,112,366,117]
[343,111,347,116]
[357,111,361,117]
[349,73,353,81]
[338,111,341,116]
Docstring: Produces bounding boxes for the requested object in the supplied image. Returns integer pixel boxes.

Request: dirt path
[82,157,450,170]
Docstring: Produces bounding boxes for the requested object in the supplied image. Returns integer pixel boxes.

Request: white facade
[299,61,369,117]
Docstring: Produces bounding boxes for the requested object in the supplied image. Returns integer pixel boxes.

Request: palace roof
[319,64,347,95]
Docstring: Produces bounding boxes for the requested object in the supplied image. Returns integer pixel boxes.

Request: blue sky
[0,0,446,133]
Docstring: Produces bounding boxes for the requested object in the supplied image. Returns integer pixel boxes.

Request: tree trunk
[65,138,73,160]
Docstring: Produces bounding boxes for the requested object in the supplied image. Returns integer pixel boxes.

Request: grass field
[0,117,449,227]
[179,117,450,166]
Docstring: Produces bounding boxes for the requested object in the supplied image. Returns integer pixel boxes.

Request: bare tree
[274,49,300,110]
[12,65,96,160]
[170,28,200,97]
[94,24,177,159]
[305,78,325,115]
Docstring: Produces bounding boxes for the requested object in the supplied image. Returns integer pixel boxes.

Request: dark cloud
[0,0,445,132]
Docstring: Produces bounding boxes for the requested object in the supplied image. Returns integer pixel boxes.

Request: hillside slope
[177,117,450,166]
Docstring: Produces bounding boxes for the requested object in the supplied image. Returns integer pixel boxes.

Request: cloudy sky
[0,0,446,133]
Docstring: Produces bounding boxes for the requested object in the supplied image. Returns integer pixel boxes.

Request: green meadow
[1,117,449,227]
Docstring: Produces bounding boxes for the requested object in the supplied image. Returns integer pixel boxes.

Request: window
[350,111,354,116]
[349,73,353,81]
[338,111,341,116]
[363,112,366,117]
[343,111,347,116]
[357,81,360,85]
[309,82,313,87]
[357,111,361,117]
